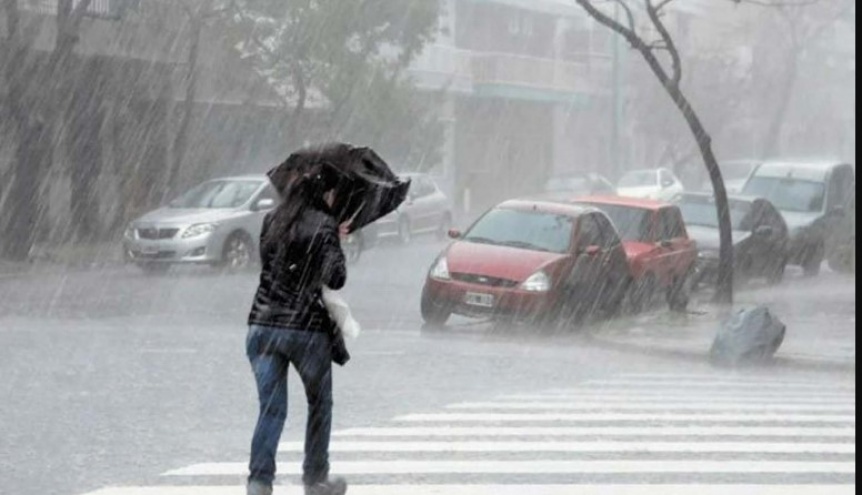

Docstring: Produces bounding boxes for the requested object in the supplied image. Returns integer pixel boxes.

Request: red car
[572,196,697,311]
[420,199,631,329]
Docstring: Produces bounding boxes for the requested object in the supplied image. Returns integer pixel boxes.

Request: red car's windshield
[584,203,651,242]
[464,208,574,254]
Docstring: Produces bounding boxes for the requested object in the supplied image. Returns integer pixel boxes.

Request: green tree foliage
[223,0,443,166]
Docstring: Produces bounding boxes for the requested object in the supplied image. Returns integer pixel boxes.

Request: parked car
[420,199,631,329]
[123,175,277,272]
[123,174,374,273]
[573,196,697,311]
[374,172,452,243]
[676,193,790,288]
[827,191,855,274]
[617,168,685,202]
[542,173,617,198]
[700,160,762,194]
[741,161,855,276]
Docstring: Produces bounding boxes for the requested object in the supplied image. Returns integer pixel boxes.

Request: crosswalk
[83,373,856,494]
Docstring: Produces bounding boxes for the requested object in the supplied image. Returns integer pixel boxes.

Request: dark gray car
[677,193,790,288]
[741,161,855,276]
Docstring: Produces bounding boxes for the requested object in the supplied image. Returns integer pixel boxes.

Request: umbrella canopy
[267,143,411,233]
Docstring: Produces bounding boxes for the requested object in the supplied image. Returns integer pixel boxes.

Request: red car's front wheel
[420,286,451,327]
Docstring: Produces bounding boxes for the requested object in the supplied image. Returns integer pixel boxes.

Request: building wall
[453,96,554,215]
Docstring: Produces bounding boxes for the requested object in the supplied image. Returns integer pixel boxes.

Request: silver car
[374,172,452,243]
[123,175,277,272]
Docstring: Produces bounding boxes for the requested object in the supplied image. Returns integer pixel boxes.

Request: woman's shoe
[247,480,273,495]
[304,477,347,495]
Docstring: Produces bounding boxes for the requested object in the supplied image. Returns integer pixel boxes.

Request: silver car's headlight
[182,223,219,239]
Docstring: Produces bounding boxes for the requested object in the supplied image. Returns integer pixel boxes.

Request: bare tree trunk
[68,58,106,243]
[0,2,48,260]
[670,88,734,303]
[0,0,94,259]
[575,0,734,303]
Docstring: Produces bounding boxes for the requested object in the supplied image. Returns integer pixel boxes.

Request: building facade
[407,0,617,217]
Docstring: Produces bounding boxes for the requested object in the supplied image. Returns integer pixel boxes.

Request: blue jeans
[246,325,333,486]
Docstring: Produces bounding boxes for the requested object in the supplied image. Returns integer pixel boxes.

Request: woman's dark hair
[263,161,342,249]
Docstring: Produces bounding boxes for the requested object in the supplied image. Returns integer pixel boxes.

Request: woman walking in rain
[245,143,410,495]
[245,158,349,495]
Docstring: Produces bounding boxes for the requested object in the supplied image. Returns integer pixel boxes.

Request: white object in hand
[321,287,361,340]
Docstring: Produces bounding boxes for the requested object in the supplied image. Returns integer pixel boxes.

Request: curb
[587,334,856,374]
[0,261,128,281]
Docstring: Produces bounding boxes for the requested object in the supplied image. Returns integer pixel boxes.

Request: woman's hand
[339,222,351,237]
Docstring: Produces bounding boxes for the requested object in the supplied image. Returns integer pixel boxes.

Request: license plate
[141,245,159,255]
[465,292,495,308]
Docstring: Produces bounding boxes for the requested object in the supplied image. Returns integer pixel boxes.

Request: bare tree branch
[612,0,637,33]
[575,0,641,48]
[645,0,682,86]
[654,0,677,13]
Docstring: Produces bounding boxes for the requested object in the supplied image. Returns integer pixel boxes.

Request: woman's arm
[319,220,347,290]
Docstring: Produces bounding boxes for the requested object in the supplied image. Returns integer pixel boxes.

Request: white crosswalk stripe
[81,373,856,494]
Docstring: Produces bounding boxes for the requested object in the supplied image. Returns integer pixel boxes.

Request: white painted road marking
[82,486,857,495]
[572,380,857,390]
[448,402,856,412]
[333,425,857,438]
[278,440,856,454]
[79,374,857,495]
[163,460,856,476]
[499,393,856,402]
[397,412,856,423]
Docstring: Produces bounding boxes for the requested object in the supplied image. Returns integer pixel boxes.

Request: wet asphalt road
[0,236,855,494]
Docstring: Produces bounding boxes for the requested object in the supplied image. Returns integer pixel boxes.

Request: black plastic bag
[710,305,786,368]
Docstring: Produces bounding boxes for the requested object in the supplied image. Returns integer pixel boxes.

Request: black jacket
[248,204,347,336]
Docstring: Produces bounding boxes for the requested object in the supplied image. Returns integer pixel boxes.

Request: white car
[617,168,685,202]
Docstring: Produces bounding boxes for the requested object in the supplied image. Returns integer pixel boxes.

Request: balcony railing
[18,0,126,19]
[409,44,612,96]
[472,52,611,94]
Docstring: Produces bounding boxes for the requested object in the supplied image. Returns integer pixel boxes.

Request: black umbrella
[267,143,411,233]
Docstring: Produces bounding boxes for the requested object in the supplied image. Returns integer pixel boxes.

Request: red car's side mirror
[448,229,462,240]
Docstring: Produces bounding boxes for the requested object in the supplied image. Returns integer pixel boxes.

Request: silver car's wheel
[222,233,253,270]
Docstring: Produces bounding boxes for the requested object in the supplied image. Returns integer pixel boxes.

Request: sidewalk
[0,242,125,279]
[590,271,856,371]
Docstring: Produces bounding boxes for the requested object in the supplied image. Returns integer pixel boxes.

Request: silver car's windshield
[169,180,263,209]
[465,209,574,254]
[742,177,825,213]
[721,161,758,181]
